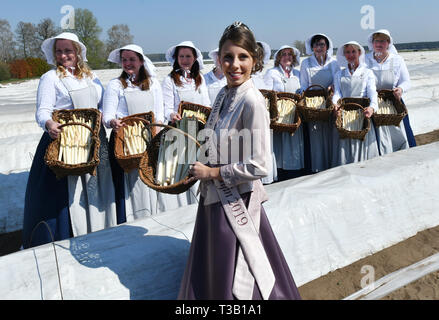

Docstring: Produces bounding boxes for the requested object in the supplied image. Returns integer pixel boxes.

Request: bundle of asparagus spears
[276,98,296,124]
[123,121,150,156]
[58,115,93,165]
[341,109,365,131]
[305,96,326,109]
[376,97,398,115]
[181,109,207,123]
[155,117,199,186]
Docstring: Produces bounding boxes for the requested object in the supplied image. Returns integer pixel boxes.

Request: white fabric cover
[2,142,439,299]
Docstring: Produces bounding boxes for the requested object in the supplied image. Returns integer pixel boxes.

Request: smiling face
[312,38,328,59]
[121,50,143,76]
[55,39,78,69]
[372,34,390,54]
[343,44,361,65]
[279,48,295,69]
[177,47,196,71]
[220,39,255,88]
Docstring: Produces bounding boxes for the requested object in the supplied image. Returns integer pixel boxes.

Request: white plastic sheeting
[0,142,439,299]
[344,252,439,300]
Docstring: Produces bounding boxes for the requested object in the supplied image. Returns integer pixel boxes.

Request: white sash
[204,88,275,300]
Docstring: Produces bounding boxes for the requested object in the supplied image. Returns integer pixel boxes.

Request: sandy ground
[296,130,439,300]
[1,130,438,300]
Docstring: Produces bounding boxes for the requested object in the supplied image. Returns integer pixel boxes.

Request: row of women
[22,23,414,300]
[251,30,415,183]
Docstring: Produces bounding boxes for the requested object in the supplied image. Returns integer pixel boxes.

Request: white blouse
[161,74,211,121]
[102,77,165,128]
[36,69,104,130]
[365,52,411,93]
[264,66,301,93]
[299,54,340,91]
[332,66,378,110]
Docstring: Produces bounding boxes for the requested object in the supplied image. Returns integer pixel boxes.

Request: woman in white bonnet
[22,32,117,248]
[264,45,306,180]
[162,40,211,123]
[331,41,379,166]
[204,48,227,103]
[103,44,165,223]
[160,40,208,210]
[300,33,340,174]
[365,29,415,154]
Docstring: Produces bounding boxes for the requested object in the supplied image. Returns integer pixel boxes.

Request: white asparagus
[305,96,326,109]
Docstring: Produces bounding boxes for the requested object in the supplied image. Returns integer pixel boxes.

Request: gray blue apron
[60,77,117,236]
[372,59,409,154]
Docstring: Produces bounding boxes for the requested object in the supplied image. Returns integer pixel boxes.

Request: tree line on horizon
[0,8,136,81]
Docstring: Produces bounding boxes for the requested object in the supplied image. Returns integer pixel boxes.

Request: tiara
[223,21,250,35]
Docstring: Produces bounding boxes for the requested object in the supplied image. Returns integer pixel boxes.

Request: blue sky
[2,0,438,53]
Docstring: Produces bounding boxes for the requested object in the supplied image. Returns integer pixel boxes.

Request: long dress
[22,70,117,248]
[103,77,165,223]
[365,52,414,154]
[265,66,305,180]
[178,79,301,300]
[300,55,340,173]
[331,66,380,166]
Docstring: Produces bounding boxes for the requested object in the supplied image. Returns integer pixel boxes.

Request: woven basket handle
[341,102,365,110]
[145,123,202,148]
[121,116,151,126]
[59,122,94,134]
[304,84,326,93]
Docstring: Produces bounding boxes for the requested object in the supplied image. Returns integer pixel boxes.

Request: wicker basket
[335,103,371,140]
[339,97,371,109]
[114,112,155,173]
[270,92,302,134]
[138,123,201,194]
[178,101,211,125]
[52,108,101,137]
[297,85,334,122]
[373,89,408,126]
[45,121,100,179]
[260,89,279,122]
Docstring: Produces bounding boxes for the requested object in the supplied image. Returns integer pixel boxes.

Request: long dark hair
[218,22,263,74]
[170,46,202,89]
[119,50,151,91]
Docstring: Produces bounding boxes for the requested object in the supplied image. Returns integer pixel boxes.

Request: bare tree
[106,24,133,54]
[34,18,61,58]
[15,21,39,58]
[0,19,15,61]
